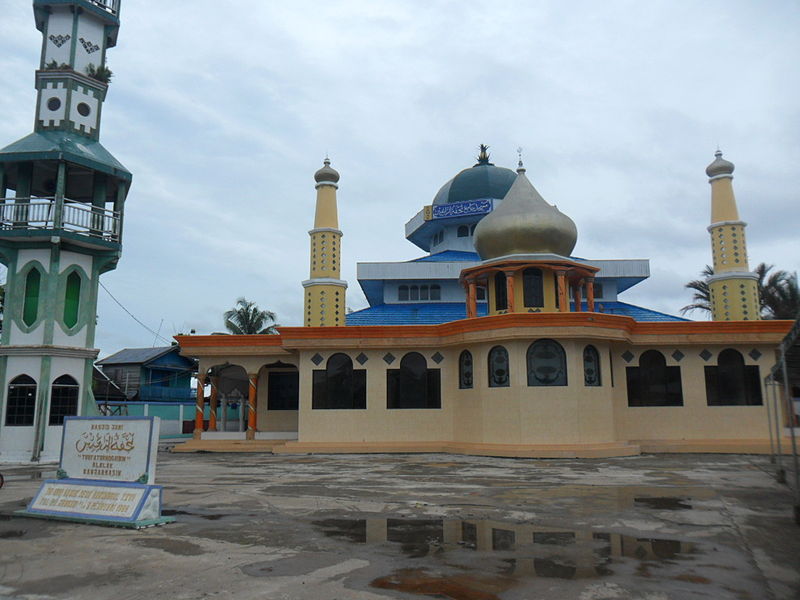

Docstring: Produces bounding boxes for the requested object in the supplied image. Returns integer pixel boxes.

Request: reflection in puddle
[313,516,696,585]
[634,496,692,510]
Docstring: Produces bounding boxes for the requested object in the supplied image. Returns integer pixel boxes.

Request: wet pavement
[0,452,798,599]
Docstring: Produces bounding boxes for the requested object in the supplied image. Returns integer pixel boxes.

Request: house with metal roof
[97,346,196,402]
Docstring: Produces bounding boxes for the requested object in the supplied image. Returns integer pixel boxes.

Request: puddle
[161,509,224,520]
[131,537,206,556]
[634,496,692,510]
[313,516,697,586]
[372,568,512,600]
[0,530,26,539]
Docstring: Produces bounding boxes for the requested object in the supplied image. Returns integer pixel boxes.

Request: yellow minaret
[705,150,760,321]
[303,158,347,326]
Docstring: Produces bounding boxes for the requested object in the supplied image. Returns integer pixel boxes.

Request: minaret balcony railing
[87,0,119,15]
[0,197,120,242]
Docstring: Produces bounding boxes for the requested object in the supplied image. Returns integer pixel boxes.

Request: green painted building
[0,0,131,462]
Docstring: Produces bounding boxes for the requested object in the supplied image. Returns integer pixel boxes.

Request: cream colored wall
[297,349,456,443]
[709,278,759,321]
[257,368,298,432]
[616,344,774,441]
[451,339,616,445]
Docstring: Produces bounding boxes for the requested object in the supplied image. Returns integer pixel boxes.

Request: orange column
[505,271,515,312]
[466,279,477,319]
[556,270,568,312]
[246,373,258,440]
[586,277,595,312]
[573,280,582,312]
[209,376,219,432]
[193,373,206,439]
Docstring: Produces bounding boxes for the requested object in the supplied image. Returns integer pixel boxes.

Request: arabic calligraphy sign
[60,417,160,484]
[431,198,493,220]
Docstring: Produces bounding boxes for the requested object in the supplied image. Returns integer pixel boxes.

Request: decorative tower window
[523,268,544,307]
[49,375,79,425]
[63,271,81,328]
[494,272,507,311]
[5,375,37,426]
[23,268,41,326]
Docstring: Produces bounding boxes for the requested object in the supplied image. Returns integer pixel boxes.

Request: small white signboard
[18,416,172,528]
[60,417,160,484]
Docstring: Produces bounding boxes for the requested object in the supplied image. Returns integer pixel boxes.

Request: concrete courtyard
[1,450,798,600]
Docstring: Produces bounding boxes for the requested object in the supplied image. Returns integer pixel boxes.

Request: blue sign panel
[432,198,493,219]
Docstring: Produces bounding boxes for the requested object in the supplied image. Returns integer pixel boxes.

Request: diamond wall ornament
[49,34,70,48]
[748,349,762,361]
[311,353,323,366]
[622,351,634,363]
[671,350,684,362]
[699,349,712,361]
[431,352,444,364]
[79,37,100,54]
[383,353,396,365]
[356,352,368,365]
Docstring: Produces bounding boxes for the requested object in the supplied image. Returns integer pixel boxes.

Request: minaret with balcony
[0,0,131,462]
[705,151,760,321]
[303,159,347,326]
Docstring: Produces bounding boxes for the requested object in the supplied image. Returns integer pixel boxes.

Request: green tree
[223,297,278,334]
[681,263,800,320]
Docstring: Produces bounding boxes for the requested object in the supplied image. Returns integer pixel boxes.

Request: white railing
[0,197,120,242]
[87,0,119,15]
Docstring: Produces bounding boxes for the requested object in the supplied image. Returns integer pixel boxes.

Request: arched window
[63,271,82,328]
[705,348,762,405]
[387,352,441,408]
[430,284,441,301]
[457,225,469,237]
[626,350,683,406]
[50,375,79,425]
[5,374,36,426]
[410,285,420,301]
[523,268,544,308]
[312,353,366,409]
[398,285,409,301]
[23,268,41,326]
[459,350,473,389]
[494,272,507,311]
[527,339,567,386]
[420,285,429,300]
[583,345,601,386]
[488,346,510,387]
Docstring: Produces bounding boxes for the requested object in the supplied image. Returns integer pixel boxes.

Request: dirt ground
[1,451,799,600]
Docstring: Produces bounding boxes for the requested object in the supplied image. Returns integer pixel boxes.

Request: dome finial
[475,144,493,166]
[516,146,525,174]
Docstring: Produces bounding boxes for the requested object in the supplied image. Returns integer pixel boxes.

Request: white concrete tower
[0,0,131,462]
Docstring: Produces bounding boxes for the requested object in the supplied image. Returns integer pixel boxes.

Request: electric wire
[99,280,172,345]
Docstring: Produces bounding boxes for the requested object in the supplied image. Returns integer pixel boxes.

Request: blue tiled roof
[347,303,488,325]
[346,300,685,326]
[411,251,481,262]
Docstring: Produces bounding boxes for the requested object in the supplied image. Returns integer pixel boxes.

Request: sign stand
[16,416,175,529]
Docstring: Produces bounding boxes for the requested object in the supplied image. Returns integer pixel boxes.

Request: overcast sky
[1,1,798,357]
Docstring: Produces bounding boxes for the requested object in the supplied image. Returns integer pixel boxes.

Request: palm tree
[681,263,800,319]
[223,298,278,334]
[680,265,714,316]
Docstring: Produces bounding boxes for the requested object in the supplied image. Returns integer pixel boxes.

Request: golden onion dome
[705,149,734,178]
[314,158,340,183]
[473,169,577,259]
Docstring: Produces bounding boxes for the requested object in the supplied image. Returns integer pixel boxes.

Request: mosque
[0,0,792,462]
[174,147,791,458]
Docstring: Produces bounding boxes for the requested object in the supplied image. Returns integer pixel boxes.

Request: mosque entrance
[257,362,299,440]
